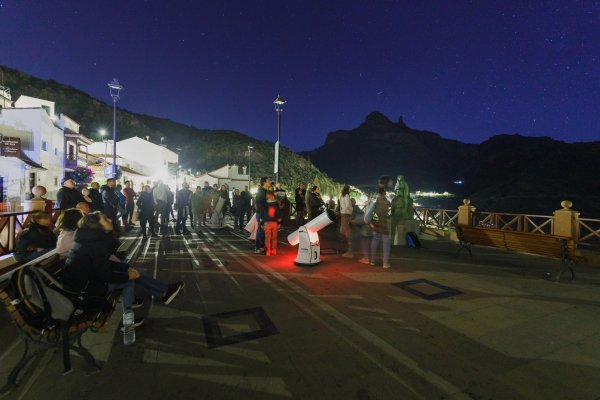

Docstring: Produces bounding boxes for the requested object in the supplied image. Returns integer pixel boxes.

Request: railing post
[457,199,476,226]
[552,200,580,243]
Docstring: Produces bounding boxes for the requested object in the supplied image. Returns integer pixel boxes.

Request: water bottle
[122,311,136,345]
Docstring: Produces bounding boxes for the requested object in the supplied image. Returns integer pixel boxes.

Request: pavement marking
[169,372,293,398]
[143,349,239,367]
[220,239,472,400]
[15,348,55,400]
[0,339,20,362]
[347,305,391,315]
[214,243,427,400]
[198,229,241,287]
[311,294,364,299]
[181,235,201,268]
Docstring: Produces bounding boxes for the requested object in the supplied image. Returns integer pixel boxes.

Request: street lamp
[99,129,107,165]
[247,145,254,189]
[107,78,124,178]
[273,95,286,184]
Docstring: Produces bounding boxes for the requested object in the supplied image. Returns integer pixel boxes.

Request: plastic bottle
[123,311,136,345]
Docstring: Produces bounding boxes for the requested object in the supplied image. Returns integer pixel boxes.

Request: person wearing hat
[57,177,84,210]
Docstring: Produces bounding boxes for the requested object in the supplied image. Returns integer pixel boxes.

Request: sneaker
[383,262,391,269]
[162,281,185,305]
[266,251,271,256]
[183,230,191,235]
[271,250,276,256]
[341,252,354,258]
[132,298,144,309]
[120,317,145,332]
[358,258,370,264]
[370,261,376,266]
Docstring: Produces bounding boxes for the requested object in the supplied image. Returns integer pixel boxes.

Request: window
[54,176,58,186]
[41,141,48,151]
[54,148,58,156]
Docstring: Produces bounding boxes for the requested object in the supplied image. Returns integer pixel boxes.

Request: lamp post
[247,145,254,189]
[273,95,286,184]
[107,78,123,178]
[99,129,107,166]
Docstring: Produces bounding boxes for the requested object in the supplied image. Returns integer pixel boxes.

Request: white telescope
[287,209,336,265]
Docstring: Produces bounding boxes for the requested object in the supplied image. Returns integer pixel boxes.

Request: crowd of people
[51,174,394,265]
[12,174,395,341]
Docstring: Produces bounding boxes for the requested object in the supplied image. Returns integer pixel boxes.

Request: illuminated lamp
[287,209,336,265]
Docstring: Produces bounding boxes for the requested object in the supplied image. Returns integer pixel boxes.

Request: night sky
[1,1,599,151]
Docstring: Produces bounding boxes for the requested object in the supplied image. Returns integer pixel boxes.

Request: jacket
[56,186,84,210]
[340,194,353,215]
[372,195,391,235]
[100,185,119,215]
[61,228,129,298]
[136,192,155,215]
[88,188,104,212]
[14,223,57,261]
[295,188,306,211]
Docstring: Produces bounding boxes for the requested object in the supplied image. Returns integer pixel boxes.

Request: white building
[0,95,65,208]
[87,136,178,191]
[196,164,249,192]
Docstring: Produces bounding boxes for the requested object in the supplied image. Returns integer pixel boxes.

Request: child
[264,190,282,256]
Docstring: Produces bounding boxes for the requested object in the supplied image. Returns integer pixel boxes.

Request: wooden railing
[0,209,61,256]
[413,206,600,249]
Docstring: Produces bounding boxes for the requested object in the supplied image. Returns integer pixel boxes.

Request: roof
[19,151,46,170]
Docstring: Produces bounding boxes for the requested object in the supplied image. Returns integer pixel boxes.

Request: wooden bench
[455,224,586,282]
[0,252,120,392]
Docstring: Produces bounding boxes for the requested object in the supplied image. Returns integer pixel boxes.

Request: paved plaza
[1,223,600,400]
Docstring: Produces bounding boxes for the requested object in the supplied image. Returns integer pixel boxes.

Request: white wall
[0,107,65,201]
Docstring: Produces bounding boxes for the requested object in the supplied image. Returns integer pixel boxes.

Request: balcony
[64,153,88,170]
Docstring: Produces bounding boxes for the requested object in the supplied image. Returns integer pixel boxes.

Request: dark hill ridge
[0,65,342,196]
[304,112,600,216]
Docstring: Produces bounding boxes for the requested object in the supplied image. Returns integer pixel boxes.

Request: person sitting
[56,208,85,259]
[14,212,57,262]
[60,212,185,330]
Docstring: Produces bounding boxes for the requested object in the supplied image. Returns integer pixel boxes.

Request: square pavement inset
[394,279,463,301]
[202,306,279,349]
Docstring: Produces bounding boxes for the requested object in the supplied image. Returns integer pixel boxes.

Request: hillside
[1,65,342,196]
[304,112,600,216]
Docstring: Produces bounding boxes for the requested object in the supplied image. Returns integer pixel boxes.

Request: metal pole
[276,110,281,184]
[248,147,251,189]
[112,99,117,176]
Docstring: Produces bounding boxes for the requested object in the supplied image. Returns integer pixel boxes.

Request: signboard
[0,136,20,157]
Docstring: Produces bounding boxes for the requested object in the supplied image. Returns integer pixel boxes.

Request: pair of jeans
[135,269,168,298]
[140,212,155,236]
[371,231,390,263]
[108,280,135,313]
[126,202,135,225]
[176,206,188,231]
[264,221,279,254]
[255,212,265,250]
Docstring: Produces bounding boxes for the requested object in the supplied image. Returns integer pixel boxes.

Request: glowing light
[322,195,331,202]
[250,187,258,194]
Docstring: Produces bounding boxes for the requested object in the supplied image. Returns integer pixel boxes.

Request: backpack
[406,232,421,249]
[7,265,76,331]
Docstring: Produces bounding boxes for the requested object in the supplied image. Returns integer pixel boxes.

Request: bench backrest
[456,225,576,260]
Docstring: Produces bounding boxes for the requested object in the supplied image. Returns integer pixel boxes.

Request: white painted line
[182,236,201,268]
[311,294,364,299]
[198,229,241,288]
[347,305,391,315]
[220,239,471,400]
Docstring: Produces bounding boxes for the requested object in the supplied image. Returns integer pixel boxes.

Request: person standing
[308,185,325,221]
[200,181,213,225]
[254,177,271,253]
[369,186,392,268]
[294,182,306,226]
[175,183,191,234]
[240,185,252,227]
[57,177,84,210]
[122,181,136,227]
[264,190,282,256]
[232,188,244,230]
[101,178,120,232]
[153,180,168,231]
[137,185,157,238]
[88,182,104,212]
[339,184,354,258]
[166,186,175,222]
[115,184,128,228]
[191,186,204,232]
